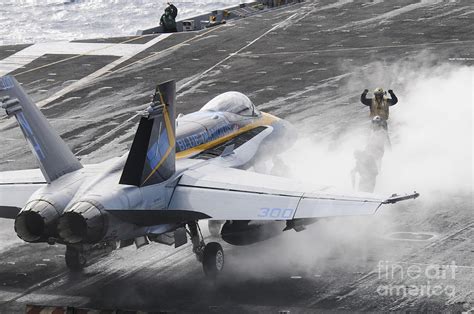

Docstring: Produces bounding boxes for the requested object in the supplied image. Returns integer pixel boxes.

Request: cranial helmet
[374,87,384,95]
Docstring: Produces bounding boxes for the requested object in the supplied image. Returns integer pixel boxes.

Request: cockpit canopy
[200,91,260,116]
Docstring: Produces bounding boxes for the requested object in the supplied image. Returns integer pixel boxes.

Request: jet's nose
[15,200,60,242]
[58,202,105,244]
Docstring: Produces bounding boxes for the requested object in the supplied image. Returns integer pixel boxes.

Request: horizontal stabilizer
[0,206,21,219]
[0,168,47,219]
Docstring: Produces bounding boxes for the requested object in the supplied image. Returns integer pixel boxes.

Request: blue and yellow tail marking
[119,80,176,187]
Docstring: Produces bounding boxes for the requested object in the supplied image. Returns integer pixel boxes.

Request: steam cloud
[285,52,473,197]
[224,52,473,280]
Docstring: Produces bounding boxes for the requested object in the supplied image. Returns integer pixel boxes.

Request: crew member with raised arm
[360,88,398,129]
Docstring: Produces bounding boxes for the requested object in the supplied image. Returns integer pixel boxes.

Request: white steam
[227,54,473,280]
[379,65,472,195]
[283,56,473,198]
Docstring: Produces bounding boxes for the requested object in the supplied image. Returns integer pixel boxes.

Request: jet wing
[0,168,46,219]
[169,164,418,220]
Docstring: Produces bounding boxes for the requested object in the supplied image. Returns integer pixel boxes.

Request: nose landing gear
[188,221,224,278]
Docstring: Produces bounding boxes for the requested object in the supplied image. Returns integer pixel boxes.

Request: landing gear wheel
[65,246,86,271]
[202,242,224,278]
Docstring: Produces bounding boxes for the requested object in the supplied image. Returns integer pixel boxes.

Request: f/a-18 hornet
[0,76,418,277]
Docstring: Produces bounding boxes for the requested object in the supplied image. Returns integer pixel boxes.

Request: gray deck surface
[0,0,472,312]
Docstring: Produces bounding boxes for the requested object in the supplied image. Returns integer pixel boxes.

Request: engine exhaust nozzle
[58,202,105,244]
[14,200,60,242]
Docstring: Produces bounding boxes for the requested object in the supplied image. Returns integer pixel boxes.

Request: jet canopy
[200,92,260,116]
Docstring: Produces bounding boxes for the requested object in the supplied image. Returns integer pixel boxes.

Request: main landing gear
[188,222,224,278]
[65,245,86,271]
[65,241,117,271]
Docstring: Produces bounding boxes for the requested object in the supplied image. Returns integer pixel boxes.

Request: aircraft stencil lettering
[258,208,295,219]
[0,76,14,90]
[17,112,46,161]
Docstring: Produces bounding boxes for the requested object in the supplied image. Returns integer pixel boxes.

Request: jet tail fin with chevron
[119,80,176,187]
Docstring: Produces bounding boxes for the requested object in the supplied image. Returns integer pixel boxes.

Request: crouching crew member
[160,3,178,33]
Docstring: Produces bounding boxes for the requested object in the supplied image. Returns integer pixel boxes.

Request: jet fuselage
[19,94,295,246]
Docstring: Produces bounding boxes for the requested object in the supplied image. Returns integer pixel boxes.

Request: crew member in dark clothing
[351,149,379,193]
[167,3,178,19]
[160,3,178,33]
[360,88,398,129]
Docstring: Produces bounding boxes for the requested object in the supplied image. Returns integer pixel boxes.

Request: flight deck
[0,0,473,312]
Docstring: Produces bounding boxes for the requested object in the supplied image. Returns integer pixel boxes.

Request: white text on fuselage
[176,123,239,152]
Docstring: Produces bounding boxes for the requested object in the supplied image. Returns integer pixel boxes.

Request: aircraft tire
[202,242,224,278]
[65,246,86,271]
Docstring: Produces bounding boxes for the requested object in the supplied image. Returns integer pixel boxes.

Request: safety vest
[370,97,389,120]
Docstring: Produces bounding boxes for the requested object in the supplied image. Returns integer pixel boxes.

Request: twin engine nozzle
[15,200,106,244]
[14,200,59,242]
[58,202,106,244]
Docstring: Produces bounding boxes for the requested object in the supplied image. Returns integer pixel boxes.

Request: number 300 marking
[258,208,294,219]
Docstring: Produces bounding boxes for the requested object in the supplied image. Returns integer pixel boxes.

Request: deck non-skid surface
[0,0,473,312]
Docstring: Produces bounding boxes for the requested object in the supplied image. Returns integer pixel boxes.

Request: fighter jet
[0,76,418,277]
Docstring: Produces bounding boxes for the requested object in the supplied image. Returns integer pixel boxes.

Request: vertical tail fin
[120,80,176,187]
[0,76,83,183]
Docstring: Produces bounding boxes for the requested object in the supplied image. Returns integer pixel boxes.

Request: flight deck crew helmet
[374,87,384,95]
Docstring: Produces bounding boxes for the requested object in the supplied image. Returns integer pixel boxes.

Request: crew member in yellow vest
[360,88,398,129]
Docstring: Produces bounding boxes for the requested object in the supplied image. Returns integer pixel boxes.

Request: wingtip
[384,191,420,204]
